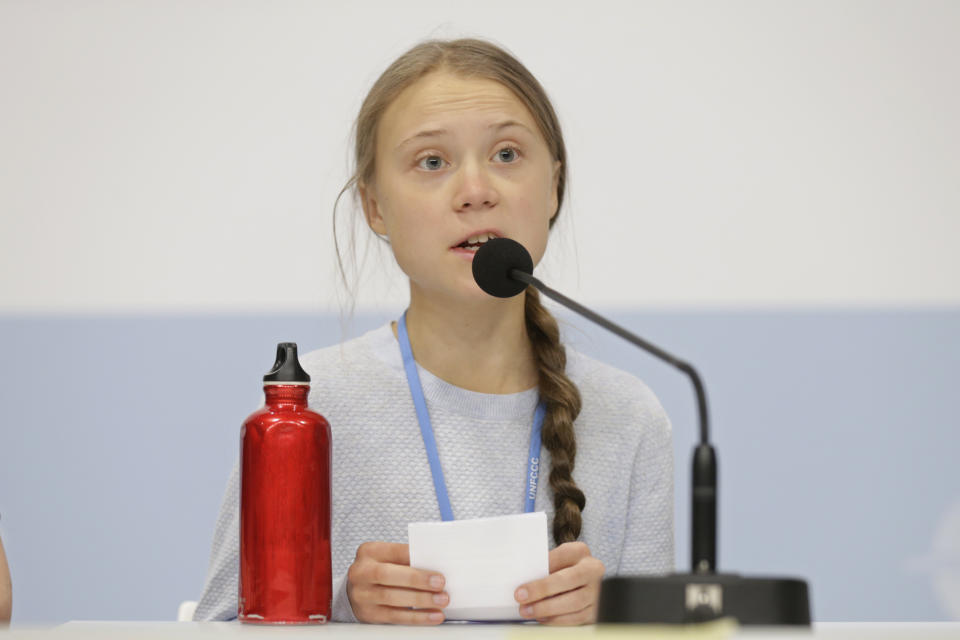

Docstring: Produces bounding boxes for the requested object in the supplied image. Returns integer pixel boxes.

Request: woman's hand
[0,533,10,625]
[514,541,605,625]
[346,542,449,625]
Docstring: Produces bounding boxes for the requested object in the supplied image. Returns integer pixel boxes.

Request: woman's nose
[452,161,499,212]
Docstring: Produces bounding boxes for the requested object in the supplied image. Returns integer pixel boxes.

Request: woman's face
[361,70,560,304]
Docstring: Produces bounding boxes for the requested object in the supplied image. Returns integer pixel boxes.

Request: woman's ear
[359,182,388,236]
[549,160,562,222]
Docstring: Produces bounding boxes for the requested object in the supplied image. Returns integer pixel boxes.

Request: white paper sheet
[408,511,549,621]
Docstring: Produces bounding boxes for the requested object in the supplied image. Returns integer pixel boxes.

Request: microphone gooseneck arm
[511,268,718,573]
[511,270,709,442]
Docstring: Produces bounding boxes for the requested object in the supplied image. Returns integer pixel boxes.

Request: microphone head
[472,237,533,298]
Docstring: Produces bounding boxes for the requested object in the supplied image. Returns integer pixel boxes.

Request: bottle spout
[263,342,311,384]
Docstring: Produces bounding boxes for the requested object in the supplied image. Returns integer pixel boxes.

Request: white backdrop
[1,0,958,313]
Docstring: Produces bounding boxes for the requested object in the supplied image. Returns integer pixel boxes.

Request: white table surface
[2,621,958,639]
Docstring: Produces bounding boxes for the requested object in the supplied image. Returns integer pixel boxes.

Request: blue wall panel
[0,309,956,623]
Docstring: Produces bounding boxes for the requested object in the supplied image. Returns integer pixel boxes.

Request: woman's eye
[418,155,445,171]
[496,147,519,163]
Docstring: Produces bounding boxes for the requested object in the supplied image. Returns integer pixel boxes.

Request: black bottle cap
[263,342,311,383]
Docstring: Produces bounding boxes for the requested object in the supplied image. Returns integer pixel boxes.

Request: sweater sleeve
[193,460,240,621]
[616,393,675,575]
[332,573,359,622]
[193,459,359,622]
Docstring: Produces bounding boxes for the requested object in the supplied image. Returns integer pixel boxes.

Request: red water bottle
[239,342,332,624]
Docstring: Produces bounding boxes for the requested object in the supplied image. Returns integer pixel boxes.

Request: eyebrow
[394,120,534,152]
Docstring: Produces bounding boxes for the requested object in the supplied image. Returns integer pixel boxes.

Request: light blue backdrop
[0,308,957,624]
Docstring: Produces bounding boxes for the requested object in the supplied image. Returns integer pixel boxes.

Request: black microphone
[471,237,532,298]
[474,238,717,571]
[472,238,811,626]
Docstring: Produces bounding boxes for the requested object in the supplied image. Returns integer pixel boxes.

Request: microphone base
[597,572,811,626]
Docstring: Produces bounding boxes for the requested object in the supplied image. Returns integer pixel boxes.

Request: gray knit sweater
[194,322,674,622]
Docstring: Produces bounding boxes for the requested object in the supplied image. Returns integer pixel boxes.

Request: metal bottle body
[239,383,332,624]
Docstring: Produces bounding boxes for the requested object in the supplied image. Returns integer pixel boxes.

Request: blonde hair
[335,38,585,545]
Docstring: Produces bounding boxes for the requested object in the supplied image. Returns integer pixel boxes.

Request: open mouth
[454,231,499,252]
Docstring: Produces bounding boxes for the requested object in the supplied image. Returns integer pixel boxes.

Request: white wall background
[1,0,958,314]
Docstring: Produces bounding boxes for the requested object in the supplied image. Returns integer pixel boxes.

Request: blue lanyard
[397,311,545,521]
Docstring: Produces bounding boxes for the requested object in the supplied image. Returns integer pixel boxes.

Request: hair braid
[524,287,585,545]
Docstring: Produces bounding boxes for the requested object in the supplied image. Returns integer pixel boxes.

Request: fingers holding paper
[515,541,606,625]
[346,541,449,624]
